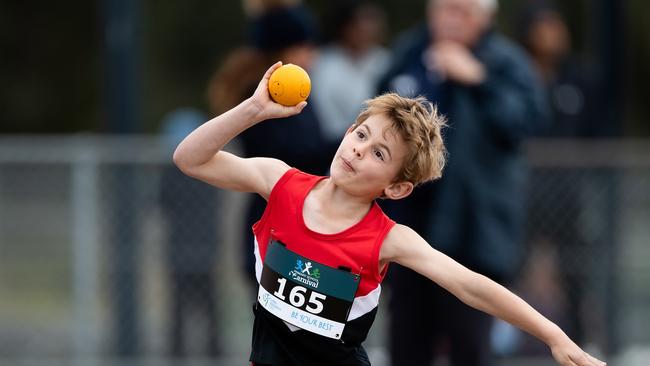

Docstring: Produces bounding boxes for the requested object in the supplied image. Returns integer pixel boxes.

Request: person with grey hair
[377,0,548,365]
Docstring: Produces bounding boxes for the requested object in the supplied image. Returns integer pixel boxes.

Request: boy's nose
[353,146,363,158]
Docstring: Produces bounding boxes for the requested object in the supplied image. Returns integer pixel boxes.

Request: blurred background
[1,0,649,365]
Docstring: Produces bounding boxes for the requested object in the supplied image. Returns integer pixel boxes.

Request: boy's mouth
[341,157,355,172]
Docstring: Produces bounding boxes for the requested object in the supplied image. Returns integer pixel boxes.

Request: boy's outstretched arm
[380,224,606,366]
[173,62,306,198]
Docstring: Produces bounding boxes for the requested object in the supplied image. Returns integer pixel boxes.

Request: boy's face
[330,114,413,200]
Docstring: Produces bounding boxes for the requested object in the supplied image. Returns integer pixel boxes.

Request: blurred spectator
[243,0,301,17]
[517,1,607,137]
[160,109,220,357]
[208,3,331,289]
[516,1,611,351]
[311,0,391,150]
[377,0,547,365]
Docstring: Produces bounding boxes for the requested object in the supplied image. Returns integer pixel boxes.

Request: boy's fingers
[583,352,604,366]
[563,357,579,366]
[296,101,307,111]
[280,101,307,117]
[586,353,606,366]
[264,61,283,79]
[569,353,595,366]
[292,101,308,114]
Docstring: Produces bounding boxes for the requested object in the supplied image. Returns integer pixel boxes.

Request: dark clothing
[388,265,493,366]
[378,25,547,366]
[538,58,609,138]
[251,305,372,366]
[379,25,547,279]
[239,103,332,172]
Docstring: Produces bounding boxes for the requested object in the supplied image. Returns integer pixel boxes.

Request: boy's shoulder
[380,223,422,262]
[268,167,325,199]
[278,167,324,187]
[384,223,415,242]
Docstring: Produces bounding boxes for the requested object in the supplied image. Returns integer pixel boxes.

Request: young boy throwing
[173,62,605,366]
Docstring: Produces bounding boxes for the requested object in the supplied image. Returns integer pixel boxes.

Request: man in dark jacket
[378,0,547,365]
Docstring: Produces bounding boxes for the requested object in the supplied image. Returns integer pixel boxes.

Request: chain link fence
[0,136,649,366]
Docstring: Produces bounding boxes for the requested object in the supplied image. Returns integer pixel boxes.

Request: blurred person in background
[160,109,220,357]
[377,0,547,364]
[311,0,391,152]
[515,1,611,353]
[243,0,301,17]
[517,1,606,138]
[208,2,331,290]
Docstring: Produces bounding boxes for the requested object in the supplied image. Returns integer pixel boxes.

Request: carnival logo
[289,259,321,288]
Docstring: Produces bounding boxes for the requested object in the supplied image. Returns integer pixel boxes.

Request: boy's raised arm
[173,62,306,198]
[381,224,606,366]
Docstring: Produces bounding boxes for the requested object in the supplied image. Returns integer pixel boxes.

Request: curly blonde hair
[350,93,447,185]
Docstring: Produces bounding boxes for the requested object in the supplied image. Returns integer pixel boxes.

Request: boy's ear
[383,181,414,200]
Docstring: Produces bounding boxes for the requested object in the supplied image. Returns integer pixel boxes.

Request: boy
[173,62,605,366]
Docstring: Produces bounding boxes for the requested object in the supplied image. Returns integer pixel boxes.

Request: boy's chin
[328,164,347,179]
[328,170,346,184]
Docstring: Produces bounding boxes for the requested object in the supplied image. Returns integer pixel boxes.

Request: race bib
[257,240,360,339]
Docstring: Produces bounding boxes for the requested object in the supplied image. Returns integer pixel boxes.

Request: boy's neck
[303,178,376,235]
[316,178,376,209]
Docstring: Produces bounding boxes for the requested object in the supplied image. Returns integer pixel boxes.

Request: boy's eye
[374,149,385,161]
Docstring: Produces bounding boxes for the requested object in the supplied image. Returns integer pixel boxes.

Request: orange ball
[268,64,311,106]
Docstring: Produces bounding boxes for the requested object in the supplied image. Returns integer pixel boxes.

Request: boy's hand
[550,338,606,366]
[248,62,308,122]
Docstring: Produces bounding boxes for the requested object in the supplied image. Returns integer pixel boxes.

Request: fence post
[71,151,100,361]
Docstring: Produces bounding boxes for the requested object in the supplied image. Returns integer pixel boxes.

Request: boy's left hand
[550,338,606,366]
[249,61,307,122]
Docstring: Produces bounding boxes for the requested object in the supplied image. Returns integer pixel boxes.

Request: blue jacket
[379,26,548,280]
